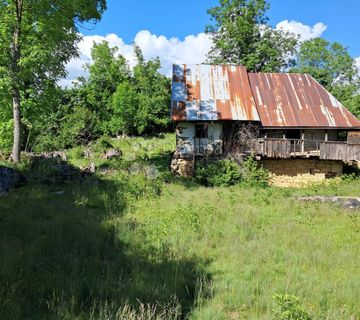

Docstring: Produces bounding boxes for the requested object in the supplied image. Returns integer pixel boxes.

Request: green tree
[111,81,139,135]
[83,41,131,133]
[0,0,106,162]
[206,0,298,72]
[292,38,360,117]
[29,87,99,151]
[112,46,171,135]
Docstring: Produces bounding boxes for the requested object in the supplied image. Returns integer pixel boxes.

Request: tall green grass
[1,133,360,319]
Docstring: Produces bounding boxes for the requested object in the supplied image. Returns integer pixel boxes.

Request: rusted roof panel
[249,73,360,128]
[171,64,260,122]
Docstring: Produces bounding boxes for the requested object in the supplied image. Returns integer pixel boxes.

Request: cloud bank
[60,31,212,87]
[356,57,360,71]
[61,20,330,87]
[276,20,327,41]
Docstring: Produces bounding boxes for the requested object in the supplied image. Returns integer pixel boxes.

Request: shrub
[195,159,242,187]
[91,136,114,153]
[240,156,269,188]
[0,117,13,151]
[272,294,312,320]
[195,157,269,187]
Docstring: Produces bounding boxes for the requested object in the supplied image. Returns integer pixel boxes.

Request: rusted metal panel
[171,64,260,122]
[249,73,360,128]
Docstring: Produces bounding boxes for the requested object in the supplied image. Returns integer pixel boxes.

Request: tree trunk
[11,90,21,162]
[10,0,23,163]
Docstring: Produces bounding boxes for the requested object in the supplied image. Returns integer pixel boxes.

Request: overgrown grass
[1,133,360,319]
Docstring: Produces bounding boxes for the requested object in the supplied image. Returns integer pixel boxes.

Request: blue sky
[83,0,360,57]
[62,0,360,86]
[269,0,360,57]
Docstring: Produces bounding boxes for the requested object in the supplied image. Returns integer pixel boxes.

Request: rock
[99,168,118,175]
[26,151,67,161]
[81,162,96,174]
[103,148,122,160]
[145,165,159,180]
[0,166,26,195]
[83,149,94,159]
[171,158,194,177]
[343,198,360,209]
[297,196,360,209]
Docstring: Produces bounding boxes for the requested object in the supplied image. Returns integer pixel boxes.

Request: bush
[272,294,312,320]
[91,136,114,153]
[195,159,242,187]
[195,157,269,188]
[240,156,269,188]
[0,107,13,151]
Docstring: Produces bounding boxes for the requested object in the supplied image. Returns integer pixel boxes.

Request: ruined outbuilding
[171,64,360,186]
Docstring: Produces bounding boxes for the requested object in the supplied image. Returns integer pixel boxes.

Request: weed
[272,294,312,320]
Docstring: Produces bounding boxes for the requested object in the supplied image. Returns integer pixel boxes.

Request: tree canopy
[0,0,107,161]
[28,43,171,151]
[206,0,298,72]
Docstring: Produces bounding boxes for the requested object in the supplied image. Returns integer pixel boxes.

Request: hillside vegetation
[0,134,360,320]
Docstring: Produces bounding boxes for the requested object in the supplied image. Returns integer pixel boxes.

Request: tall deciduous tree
[81,41,130,133]
[206,0,298,72]
[292,38,360,118]
[112,46,171,135]
[0,0,107,162]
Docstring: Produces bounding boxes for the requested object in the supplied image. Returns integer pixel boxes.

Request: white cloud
[356,57,360,71]
[61,31,212,87]
[276,20,327,41]
[61,21,330,87]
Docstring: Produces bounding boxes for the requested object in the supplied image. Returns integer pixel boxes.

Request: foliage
[195,159,242,187]
[0,105,13,150]
[206,0,298,72]
[8,42,172,152]
[196,157,268,187]
[1,134,360,319]
[0,0,107,160]
[28,88,99,151]
[82,41,131,134]
[38,43,172,149]
[272,294,312,320]
[240,155,269,187]
[111,81,140,134]
[112,46,171,135]
[291,38,360,117]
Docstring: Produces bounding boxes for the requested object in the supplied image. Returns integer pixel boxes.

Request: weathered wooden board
[320,142,360,161]
[348,131,360,145]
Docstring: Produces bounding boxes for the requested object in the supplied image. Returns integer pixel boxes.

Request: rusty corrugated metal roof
[249,72,360,128]
[171,64,260,122]
[171,64,360,129]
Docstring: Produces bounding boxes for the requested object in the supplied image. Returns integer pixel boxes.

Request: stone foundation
[260,159,343,188]
[171,157,195,177]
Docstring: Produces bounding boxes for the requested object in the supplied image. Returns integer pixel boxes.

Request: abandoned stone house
[170,64,360,187]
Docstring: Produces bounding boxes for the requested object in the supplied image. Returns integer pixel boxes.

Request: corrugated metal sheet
[248,73,360,128]
[171,64,260,122]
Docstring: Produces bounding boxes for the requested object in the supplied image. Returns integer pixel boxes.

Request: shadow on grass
[0,159,209,319]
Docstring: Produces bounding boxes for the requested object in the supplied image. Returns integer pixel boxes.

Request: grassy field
[1,134,360,319]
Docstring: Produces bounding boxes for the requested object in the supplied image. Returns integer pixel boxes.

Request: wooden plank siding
[320,142,360,161]
[255,139,360,161]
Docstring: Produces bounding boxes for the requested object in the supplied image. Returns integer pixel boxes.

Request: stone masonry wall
[171,157,195,177]
[260,159,343,188]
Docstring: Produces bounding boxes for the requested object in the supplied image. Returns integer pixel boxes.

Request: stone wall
[171,157,195,177]
[260,159,343,188]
